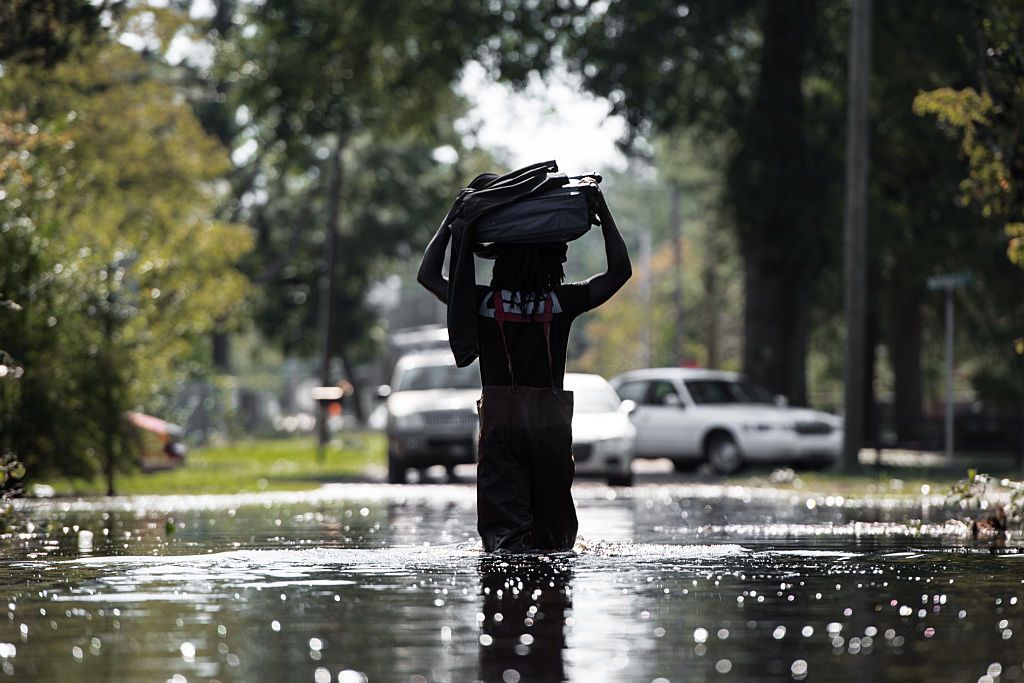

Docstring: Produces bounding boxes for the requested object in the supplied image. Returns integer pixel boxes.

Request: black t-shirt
[475,283,593,389]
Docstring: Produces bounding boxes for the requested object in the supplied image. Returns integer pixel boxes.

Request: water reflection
[3,484,1024,682]
[477,555,573,683]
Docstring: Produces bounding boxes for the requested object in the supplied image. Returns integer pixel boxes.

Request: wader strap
[541,294,555,390]
[492,290,517,390]
[492,290,556,391]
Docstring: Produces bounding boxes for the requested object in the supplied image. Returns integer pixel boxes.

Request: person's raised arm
[582,184,632,309]
[417,220,450,304]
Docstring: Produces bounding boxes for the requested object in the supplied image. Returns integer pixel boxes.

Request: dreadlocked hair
[490,244,567,297]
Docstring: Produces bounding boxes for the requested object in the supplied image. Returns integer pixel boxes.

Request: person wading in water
[417,177,631,552]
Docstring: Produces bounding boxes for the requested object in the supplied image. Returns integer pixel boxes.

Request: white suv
[564,373,637,487]
[384,351,480,483]
[610,368,842,474]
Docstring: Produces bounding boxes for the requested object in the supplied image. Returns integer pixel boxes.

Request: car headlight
[593,437,634,456]
[392,413,426,431]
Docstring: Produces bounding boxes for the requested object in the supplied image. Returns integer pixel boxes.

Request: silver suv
[384,351,480,483]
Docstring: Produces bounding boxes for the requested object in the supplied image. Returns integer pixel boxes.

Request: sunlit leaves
[913,88,1012,218]
[0,0,112,67]
[212,0,497,361]
[912,87,993,129]
[913,0,1024,275]
[0,41,251,478]
[1007,223,1024,268]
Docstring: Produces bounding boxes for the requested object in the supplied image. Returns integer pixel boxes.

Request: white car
[564,372,637,487]
[609,368,842,474]
[384,351,480,483]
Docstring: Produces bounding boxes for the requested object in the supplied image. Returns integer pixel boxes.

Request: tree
[911,0,1024,405]
[913,1,1024,270]
[208,0,504,422]
[574,235,743,377]
[0,0,116,66]
[569,134,743,375]
[860,1,982,440]
[487,0,1024,425]
[486,0,842,405]
[0,41,251,490]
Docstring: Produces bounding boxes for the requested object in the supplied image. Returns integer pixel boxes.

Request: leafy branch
[947,469,1024,537]
[0,453,26,534]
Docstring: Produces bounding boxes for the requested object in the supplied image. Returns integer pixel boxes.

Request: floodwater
[1,482,1022,683]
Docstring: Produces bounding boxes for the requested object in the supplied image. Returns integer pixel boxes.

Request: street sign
[926,271,973,290]
[926,271,973,464]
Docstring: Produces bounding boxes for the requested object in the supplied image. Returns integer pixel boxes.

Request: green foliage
[947,469,1024,530]
[910,0,1024,368]
[494,0,1024,411]
[913,88,1006,218]
[913,1,1024,268]
[0,42,251,484]
[572,135,743,375]
[484,0,843,402]
[574,236,741,375]
[0,453,26,489]
[1009,224,1024,269]
[205,0,503,364]
[0,0,117,67]
[238,129,472,360]
[0,452,26,533]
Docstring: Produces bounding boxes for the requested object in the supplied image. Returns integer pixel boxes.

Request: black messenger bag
[473,185,592,256]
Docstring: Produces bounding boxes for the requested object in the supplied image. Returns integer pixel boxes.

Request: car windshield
[684,379,774,405]
[571,385,621,413]
[396,363,480,391]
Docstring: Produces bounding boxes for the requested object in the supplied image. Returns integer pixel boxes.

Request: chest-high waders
[476,291,578,553]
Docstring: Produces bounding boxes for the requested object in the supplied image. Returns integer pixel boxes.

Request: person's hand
[577,176,606,218]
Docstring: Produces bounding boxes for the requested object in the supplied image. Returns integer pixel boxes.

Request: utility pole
[945,287,954,462]
[670,184,685,366]
[704,229,723,370]
[639,228,653,367]
[103,271,117,497]
[842,0,872,471]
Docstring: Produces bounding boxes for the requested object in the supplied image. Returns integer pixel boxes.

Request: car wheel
[607,472,634,487]
[387,450,407,484]
[706,432,743,475]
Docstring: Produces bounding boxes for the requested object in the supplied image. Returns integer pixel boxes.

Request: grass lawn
[36,433,1023,501]
[730,455,1024,499]
[43,433,386,496]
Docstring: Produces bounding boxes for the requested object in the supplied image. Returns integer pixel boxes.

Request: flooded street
[2,482,1022,682]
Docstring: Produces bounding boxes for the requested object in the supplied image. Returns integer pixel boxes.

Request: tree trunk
[338,345,366,424]
[702,253,719,370]
[863,279,879,448]
[729,0,818,406]
[102,295,116,497]
[670,185,685,365]
[205,0,239,377]
[889,287,923,443]
[212,328,230,373]
[741,256,809,405]
[316,141,345,454]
